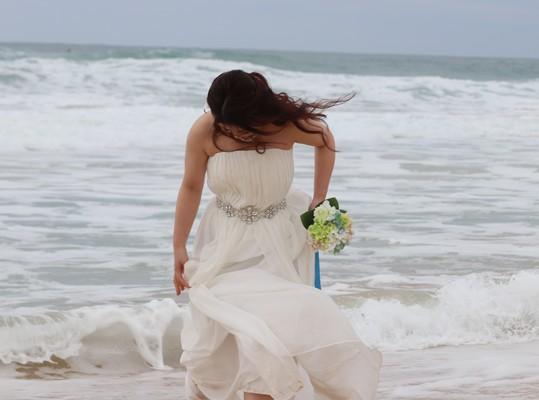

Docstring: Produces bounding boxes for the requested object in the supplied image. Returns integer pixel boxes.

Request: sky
[1,0,538,58]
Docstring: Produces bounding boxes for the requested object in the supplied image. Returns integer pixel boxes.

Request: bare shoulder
[288,118,333,148]
[185,113,333,153]
[185,111,214,157]
[181,112,214,190]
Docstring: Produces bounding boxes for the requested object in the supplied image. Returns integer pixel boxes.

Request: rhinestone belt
[215,196,287,224]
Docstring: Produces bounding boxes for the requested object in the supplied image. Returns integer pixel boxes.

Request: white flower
[327,206,337,220]
[314,200,338,222]
[313,200,331,221]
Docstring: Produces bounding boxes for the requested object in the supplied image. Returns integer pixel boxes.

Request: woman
[172,70,382,400]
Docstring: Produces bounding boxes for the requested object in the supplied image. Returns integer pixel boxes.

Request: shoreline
[2,340,538,399]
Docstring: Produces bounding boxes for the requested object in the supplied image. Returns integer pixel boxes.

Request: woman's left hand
[309,197,325,211]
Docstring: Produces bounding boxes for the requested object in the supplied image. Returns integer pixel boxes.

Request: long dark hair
[206,69,355,154]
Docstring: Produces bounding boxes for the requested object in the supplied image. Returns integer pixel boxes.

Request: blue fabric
[314,250,321,289]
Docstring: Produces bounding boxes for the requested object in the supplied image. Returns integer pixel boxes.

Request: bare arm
[292,119,336,209]
[172,115,210,294]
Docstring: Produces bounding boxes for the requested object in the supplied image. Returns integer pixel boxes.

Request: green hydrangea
[307,201,354,254]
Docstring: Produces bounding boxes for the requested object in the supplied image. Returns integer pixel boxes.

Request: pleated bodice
[206,147,294,209]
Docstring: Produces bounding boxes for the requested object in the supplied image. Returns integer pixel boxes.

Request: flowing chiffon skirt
[179,148,382,399]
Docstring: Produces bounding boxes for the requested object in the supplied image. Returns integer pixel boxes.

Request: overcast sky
[1,0,538,58]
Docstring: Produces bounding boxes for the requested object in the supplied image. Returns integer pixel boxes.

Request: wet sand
[2,340,539,399]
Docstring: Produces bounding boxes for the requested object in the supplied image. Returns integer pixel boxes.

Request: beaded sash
[215,196,287,224]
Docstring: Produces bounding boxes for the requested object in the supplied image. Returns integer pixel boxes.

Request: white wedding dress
[180,147,382,400]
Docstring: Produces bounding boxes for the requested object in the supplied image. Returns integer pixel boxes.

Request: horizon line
[2,40,539,62]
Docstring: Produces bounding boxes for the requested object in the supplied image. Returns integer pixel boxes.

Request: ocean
[1,42,539,399]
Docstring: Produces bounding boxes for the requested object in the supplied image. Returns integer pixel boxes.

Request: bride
[172,70,382,400]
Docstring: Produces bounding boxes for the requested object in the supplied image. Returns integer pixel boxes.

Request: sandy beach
[3,340,539,399]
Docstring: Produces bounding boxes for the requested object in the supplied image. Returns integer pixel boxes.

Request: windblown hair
[206,69,355,154]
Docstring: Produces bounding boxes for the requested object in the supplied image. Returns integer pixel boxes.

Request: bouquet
[300,197,353,255]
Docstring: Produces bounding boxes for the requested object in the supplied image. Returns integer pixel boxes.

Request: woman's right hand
[173,246,191,295]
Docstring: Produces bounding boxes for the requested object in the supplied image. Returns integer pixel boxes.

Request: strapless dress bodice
[206,147,294,210]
